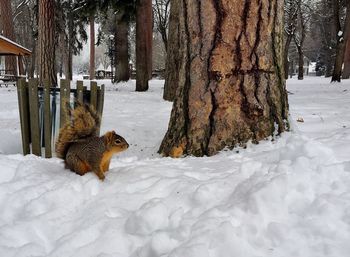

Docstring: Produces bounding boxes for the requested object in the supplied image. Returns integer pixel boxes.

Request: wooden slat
[43,79,52,158]
[96,84,105,136]
[90,81,98,110]
[60,79,70,128]
[76,80,84,104]
[17,79,30,155]
[28,79,41,156]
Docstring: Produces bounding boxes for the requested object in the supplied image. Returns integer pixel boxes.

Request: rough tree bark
[89,15,96,80]
[159,0,289,157]
[38,0,56,85]
[331,0,350,82]
[115,13,130,82]
[136,0,153,91]
[0,0,17,75]
[343,35,350,79]
[163,0,180,101]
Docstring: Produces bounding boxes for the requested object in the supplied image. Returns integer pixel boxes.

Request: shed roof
[0,35,31,56]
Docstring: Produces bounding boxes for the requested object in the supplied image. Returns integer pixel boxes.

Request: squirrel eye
[115,139,122,144]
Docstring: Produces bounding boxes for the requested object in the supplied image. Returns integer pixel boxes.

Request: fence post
[90,81,98,110]
[43,79,52,158]
[17,79,30,155]
[96,84,105,135]
[60,79,70,128]
[28,79,41,156]
[76,80,84,104]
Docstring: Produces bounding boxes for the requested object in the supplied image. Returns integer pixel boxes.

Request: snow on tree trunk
[159,0,289,157]
[136,0,153,91]
[163,0,180,101]
[38,0,56,85]
[331,1,350,82]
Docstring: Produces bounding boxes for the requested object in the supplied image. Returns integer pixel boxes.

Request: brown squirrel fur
[55,103,129,180]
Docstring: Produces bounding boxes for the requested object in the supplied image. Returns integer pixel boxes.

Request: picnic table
[0,69,25,87]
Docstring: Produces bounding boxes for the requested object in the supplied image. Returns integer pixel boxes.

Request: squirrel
[55,103,129,180]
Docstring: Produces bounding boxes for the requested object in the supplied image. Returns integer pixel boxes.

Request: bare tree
[293,0,311,80]
[284,0,299,79]
[153,0,170,51]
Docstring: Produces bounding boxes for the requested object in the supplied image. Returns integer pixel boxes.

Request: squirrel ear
[104,131,115,145]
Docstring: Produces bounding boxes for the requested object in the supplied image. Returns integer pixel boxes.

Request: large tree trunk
[159,0,289,157]
[0,0,17,75]
[331,0,350,82]
[136,0,153,91]
[38,0,56,85]
[89,15,96,80]
[163,0,180,101]
[343,35,350,79]
[115,14,130,82]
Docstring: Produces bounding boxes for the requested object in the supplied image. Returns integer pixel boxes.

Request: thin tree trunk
[163,0,180,101]
[89,15,96,80]
[136,0,153,91]
[0,0,17,75]
[283,35,293,80]
[297,46,304,80]
[28,45,36,78]
[38,0,56,85]
[159,0,289,157]
[115,14,130,82]
[66,8,74,81]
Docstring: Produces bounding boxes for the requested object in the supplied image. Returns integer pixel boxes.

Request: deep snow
[0,77,349,257]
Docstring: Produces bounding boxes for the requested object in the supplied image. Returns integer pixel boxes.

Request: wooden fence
[17,79,105,158]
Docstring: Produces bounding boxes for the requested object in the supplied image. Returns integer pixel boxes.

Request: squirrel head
[104,131,129,152]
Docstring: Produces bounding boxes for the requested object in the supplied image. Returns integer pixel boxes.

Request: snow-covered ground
[0,77,349,257]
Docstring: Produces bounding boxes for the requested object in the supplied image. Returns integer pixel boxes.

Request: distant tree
[0,0,17,75]
[284,0,299,79]
[163,0,179,101]
[153,0,170,51]
[159,0,289,157]
[136,0,152,91]
[293,0,310,80]
[12,0,37,78]
[115,11,131,82]
[316,0,337,77]
[38,0,56,84]
[89,15,96,80]
[74,0,100,80]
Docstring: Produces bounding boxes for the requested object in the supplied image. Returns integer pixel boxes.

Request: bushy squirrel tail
[55,102,101,159]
